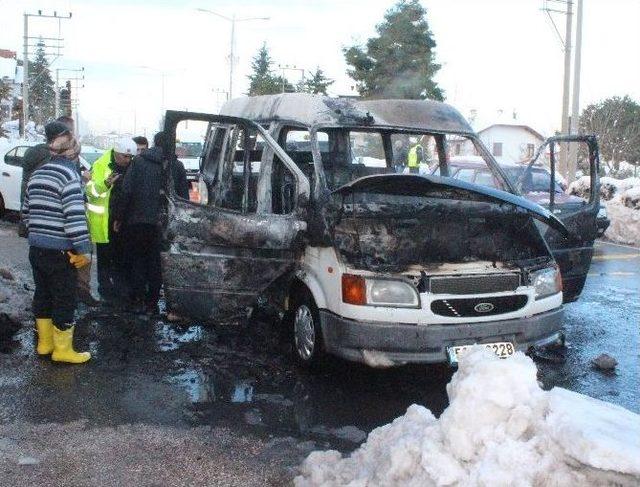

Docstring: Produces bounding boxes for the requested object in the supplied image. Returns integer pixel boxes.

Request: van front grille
[428,273,521,295]
[431,295,528,318]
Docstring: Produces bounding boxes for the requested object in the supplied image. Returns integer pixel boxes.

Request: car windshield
[176,142,203,158]
[503,167,564,193]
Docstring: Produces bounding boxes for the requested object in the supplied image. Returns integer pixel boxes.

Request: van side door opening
[161,111,310,322]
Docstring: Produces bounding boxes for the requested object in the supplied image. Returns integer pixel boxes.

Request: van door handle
[2,172,10,177]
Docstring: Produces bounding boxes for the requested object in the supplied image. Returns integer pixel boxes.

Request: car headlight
[342,274,420,307]
[530,266,562,300]
[597,205,607,218]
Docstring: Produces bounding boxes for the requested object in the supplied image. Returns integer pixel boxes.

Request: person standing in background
[133,136,149,155]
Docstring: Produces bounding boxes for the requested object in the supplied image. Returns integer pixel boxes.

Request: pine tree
[297,67,334,95]
[0,79,10,102]
[247,43,283,96]
[28,40,56,125]
[344,0,444,100]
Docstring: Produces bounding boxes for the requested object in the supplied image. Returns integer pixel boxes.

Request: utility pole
[559,0,573,180]
[568,0,583,183]
[21,10,72,136]
[56,67,84,134]
[543,0,581,182]
[22,14,28,136]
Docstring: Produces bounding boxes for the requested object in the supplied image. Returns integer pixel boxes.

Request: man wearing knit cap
[22,121,92,363]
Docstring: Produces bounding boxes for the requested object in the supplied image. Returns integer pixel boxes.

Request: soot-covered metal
[160,98,597,323]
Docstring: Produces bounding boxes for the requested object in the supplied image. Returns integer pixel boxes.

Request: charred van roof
[219,93,474,134]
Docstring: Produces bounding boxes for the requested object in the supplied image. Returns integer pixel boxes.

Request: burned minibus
[160,94,601,367]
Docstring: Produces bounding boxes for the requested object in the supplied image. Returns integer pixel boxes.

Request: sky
[0,0,638,137]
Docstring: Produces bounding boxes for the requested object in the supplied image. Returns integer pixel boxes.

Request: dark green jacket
[20,143,50,204]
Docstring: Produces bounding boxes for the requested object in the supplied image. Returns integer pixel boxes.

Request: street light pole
[229,14,235,99]
[22,14,29,135]
[559,0,573,179]
[196,8,269,101]
[568,0,583,183]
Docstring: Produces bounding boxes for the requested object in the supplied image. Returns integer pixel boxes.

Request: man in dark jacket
[113,142,165,313]
[153,131,189,200]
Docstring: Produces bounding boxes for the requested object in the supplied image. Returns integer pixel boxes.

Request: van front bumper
[319,307,564,365]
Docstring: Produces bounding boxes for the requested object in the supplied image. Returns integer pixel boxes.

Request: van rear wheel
[290,290,324,368]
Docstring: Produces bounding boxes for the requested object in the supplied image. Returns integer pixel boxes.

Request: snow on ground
[295,348,640,486]
[568,175,640,245]
[0,120,42,147]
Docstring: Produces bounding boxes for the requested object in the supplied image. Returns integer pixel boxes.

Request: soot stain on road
[0,307,453,449]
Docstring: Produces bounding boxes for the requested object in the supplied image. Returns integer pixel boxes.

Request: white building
[450,110,547,164]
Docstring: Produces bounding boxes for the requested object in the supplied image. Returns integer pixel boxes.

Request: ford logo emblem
[474,302,495,313]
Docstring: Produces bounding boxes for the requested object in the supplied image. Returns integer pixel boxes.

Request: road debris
[592,353,618,371]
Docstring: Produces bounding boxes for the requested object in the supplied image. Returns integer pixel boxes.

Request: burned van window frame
[307,125,517,194]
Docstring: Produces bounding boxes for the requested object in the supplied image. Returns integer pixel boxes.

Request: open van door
[517,135,600,302]
[161,110,310,322]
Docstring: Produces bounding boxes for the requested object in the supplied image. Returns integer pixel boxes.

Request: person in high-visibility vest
[86,138,137,301]
[407,144,425,174]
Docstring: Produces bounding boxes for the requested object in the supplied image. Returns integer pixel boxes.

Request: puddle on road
[156,324,204,351]
[163,340,452,447]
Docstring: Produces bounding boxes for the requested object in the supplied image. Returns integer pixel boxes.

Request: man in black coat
[113,131,191,313]
[113,141,164,313]
[153,131,190,200]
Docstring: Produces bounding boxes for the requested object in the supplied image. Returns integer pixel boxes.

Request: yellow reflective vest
[407,144,424,168]
[85,149,114,244]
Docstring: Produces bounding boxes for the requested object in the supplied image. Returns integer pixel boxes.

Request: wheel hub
[294,304,315,360]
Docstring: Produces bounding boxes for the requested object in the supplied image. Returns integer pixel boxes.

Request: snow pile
[621,185,640,209]
[295,348,640,486]
[568,175,640,202]
[605,201,640,245]
[567,175,591,200]
[567,175,640,244]
[0,120,41,144]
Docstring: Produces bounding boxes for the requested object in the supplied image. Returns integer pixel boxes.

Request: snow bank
[567,176,640,244]
[295,349,640,486]
[605,201,640,245]
[567,175,591,199]
[568,175,640,202]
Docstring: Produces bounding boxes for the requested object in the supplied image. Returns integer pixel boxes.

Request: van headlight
[530,266,562,300]
[367,278,419,307]
[342,274,420,307]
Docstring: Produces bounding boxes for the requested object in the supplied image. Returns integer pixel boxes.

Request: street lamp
[196,8,270,100]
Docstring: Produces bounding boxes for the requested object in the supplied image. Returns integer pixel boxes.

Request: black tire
[288,288,325,369]
[0,193,5,218]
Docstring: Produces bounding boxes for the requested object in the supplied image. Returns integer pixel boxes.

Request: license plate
[447,342,515,364]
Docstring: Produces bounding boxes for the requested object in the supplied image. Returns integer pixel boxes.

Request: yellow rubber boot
[51,326,91,364]
[35,318,54,355]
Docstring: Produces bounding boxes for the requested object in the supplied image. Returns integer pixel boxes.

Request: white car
[0,141,90,213]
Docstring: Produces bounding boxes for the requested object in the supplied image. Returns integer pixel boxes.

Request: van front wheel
[290,291,324,368]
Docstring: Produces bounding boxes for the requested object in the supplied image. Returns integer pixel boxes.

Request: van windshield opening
[313,128,509,192]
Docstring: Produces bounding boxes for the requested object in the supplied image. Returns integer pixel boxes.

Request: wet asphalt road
[0,222,638,451]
